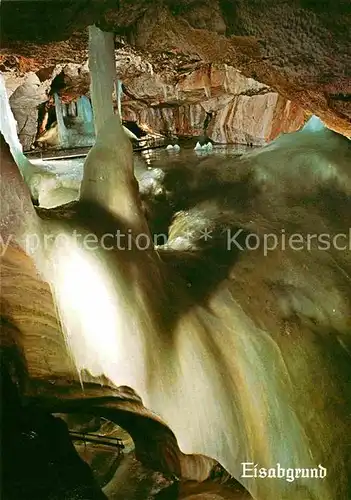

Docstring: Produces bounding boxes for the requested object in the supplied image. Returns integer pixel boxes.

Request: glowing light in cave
[49,236,143,390]
[52,242,118,373]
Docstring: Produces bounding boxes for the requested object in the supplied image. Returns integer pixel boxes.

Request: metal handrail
[24,137,167,161]
[70,431,125,449]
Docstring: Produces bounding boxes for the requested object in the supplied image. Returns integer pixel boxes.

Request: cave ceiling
[0,0,350,134]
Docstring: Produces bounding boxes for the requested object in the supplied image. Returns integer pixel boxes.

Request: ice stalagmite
[54,93,70,148]
[88,25,116,135]
[302,114,325,132]
[76,96,95,136]
[51,24,158,403]
[80,25,145,227]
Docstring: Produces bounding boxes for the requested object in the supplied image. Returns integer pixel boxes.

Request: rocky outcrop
[206,92,305,144]
[8,72,52,150]
[1,1,350,135]
[122,63,305,144]
[4,49,305,148]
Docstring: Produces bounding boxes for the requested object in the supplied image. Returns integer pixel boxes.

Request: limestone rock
[207,93,306,145]
[5,51,305,147]
[1,1,349,134]
[122,64,305,144]
[9,73,49,151]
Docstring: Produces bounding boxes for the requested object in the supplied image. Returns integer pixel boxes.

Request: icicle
[54,93,69,147]
[76,96,95,136]
[68,101,76,117]
[88,25,116,135]
[116,79,123,117]
[80,96,94,123]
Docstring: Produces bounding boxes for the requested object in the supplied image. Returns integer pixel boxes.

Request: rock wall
[122,63,305,145]
[207,93,305,144]
[8,73,51,150]
[1,1,350,135]
[4,49,305,148]
[3,64,64,151]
